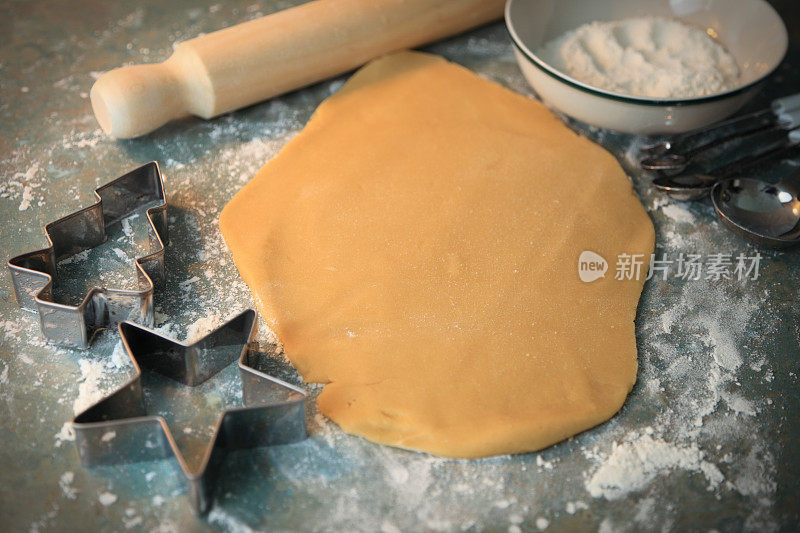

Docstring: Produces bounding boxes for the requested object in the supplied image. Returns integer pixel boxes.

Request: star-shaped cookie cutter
[72,308,308,515]
[7,161,167,349]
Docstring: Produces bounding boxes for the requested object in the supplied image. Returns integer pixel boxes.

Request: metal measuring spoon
[652,173,719,201]
[652,139,800,201]
[711,171,800,248]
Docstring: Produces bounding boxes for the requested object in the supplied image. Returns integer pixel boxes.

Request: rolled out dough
[220,51,654,458]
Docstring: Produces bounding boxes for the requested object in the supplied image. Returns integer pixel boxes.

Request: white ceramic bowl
[505,0,788,134]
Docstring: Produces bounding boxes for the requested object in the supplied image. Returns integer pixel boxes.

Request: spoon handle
[639,108,773,155]
[680,121,778,159]
[714,131,800,179]
[640,91,800,156]
[681,108,800,160]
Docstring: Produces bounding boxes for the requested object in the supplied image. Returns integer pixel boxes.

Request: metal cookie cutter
[72,309,308,515]
[7,162,168,348]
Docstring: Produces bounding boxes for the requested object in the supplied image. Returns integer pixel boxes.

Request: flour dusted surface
[537,17,740,98]
[1,6,792,530]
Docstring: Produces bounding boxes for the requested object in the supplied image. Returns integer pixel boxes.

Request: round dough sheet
[220,51,654,458]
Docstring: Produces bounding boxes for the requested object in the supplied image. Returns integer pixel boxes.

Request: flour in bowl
[536,17,740,99]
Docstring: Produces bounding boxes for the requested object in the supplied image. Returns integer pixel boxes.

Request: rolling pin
[91,0,505,138]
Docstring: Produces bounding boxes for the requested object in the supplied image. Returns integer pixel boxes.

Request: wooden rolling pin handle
[91,0,505,139]
[90,61,187,139]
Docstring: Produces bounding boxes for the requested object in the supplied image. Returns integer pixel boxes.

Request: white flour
[537,17,740,98]
[98,492,118,506]
[58,471,78,500]
[584,431,724,500]
[73,359,112,414]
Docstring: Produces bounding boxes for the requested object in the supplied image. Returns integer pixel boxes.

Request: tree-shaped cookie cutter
[7,162,167,349]
[72,309,308,515]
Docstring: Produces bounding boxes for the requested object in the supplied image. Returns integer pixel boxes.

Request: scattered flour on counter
[123,516,143,529]
[662,229,687,249]
[730,442,777,497]
[15,163,39,181]
[385,459,410,485]
[598,517,616,533]
[5,163,40,211]
[585,432,723,499]
[648,195,669,211]
[54,422,75,447]
[537,17,740,98]
[73,359,112,414]
[380,452,435,505]
[218,136,295,184]
[179,276,200,291]
[19,185,34,211]
[381,521,403,533]
[59,249,90,265]
[62,129,103,149]
[494,499,512,509]
[59,471,78,499]
[207,507,255,533]
[108,341,130,370]
[699,313,743,372]
[592,262,779,525]
[634,498,657,523]
[98,492,118,506]
[117,6,144,29]
[565,501,588,515]
[659,203,695,224]
[657,282,762,425]
[120,213,139,242]
[150,523,180,533]
[185,312,225,342]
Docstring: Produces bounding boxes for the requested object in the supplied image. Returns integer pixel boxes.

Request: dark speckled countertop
[0,1,798,531]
